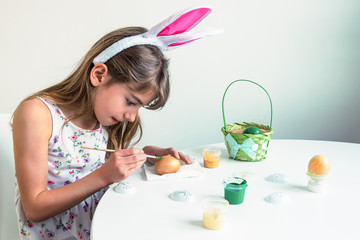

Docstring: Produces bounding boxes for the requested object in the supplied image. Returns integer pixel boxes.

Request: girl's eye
[126,99,136,106]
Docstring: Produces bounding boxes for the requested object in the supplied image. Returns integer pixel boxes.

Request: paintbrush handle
[147,155,162,160]
[81,146,161,159]
[81,146,116,152]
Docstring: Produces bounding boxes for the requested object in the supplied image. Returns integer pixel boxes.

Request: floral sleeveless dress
[15,97,109,240]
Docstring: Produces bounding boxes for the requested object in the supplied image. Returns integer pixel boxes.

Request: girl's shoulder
[15,97,51,118]
[13,98,53,137]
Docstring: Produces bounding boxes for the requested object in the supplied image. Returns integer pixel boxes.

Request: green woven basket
[221,80,274,162]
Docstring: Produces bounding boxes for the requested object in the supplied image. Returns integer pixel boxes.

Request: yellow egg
[155,155,181,175]
[307,155,330,175]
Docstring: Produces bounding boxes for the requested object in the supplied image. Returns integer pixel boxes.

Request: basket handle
[222,79,273,132]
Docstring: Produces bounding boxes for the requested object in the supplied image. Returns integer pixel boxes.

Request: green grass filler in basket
[221,80,274,162]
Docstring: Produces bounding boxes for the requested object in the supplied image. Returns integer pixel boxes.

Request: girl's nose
[124,112,136,122]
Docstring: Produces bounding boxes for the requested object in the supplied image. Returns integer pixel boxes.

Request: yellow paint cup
[202,197,229,230]
[203,148,221,168]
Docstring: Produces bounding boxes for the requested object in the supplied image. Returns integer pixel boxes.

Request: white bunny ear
[145,6,213,37]
[159,28,224,49]
[93,6,222,64]
[143,6,222,50]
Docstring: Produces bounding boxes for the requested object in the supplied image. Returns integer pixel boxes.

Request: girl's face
[93,80,155,126]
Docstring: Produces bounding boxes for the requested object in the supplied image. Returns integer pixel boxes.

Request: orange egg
[307,155,330,175]
[155,155,181,175]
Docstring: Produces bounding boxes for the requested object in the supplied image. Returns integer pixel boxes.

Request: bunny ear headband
[93,6,222,65]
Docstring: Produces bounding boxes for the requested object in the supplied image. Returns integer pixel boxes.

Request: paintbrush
[81,146,162,159]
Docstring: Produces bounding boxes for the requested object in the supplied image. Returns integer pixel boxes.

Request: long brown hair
[22,27,170,150]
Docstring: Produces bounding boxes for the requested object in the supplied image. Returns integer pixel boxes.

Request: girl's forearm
[23,169,108,223]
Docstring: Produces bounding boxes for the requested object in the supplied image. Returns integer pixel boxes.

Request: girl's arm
[13,98,146,223]
[143,145,191,164]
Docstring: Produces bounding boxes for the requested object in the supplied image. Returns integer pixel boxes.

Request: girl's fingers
[167,147,180,159]
[113,148,147,165]
[118,153,147,165]
[166,148,190,164]
[123,159,146,176]
[146,157,158,164]
[179,152,191,164]
[117,148,144,157]
[126,161,145,173]
[158,148,191,164]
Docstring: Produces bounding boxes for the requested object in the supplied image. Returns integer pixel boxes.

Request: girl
[12,6,218,239]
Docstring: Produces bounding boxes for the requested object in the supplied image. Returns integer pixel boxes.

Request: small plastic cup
[202,197,229,230]
[223,177,248,205]
[203,148,221,168]
[307,174,328,193]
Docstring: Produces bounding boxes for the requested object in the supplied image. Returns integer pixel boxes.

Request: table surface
[91,139,360,240]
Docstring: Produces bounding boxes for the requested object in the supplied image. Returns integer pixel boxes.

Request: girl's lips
[112,117,119,123]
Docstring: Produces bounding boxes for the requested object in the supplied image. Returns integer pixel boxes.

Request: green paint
[224,180,247,205]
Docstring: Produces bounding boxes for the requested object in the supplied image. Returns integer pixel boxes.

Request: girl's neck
[59,105,99,130]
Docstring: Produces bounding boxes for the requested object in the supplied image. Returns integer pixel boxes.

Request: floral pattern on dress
[15,97,109,240]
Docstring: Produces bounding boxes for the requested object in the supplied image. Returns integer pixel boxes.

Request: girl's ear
[90,63,108,86]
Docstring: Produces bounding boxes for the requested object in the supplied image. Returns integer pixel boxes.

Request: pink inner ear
[168,38,199,47]
[157,8,211,37]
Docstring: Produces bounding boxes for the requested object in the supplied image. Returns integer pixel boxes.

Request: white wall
[1,0,359,150]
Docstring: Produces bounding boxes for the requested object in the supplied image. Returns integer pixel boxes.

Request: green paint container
[223,177,247,205]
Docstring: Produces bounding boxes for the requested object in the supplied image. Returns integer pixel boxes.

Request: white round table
[91,140,360,240]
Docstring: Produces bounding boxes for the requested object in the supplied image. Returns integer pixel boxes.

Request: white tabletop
[91,139,360,240]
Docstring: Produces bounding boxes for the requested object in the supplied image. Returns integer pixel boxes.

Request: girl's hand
[142,146,191,165]
[98,148,147,185]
